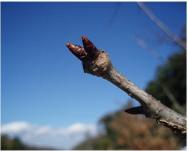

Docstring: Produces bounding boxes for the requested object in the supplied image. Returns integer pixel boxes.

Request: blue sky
[2,2,186,129]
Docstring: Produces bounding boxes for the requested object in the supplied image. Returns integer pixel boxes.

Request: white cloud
[1,121,30,134]
[1,121,99,149]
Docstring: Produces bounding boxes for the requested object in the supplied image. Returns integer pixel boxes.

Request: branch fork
[66,36,186,134]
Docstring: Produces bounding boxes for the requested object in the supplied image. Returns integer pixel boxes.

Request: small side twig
[66,36,186,134]
[124,106,145,115]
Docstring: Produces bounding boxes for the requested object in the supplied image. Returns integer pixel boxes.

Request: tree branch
[66,36,186,134]
[137,2,186,50]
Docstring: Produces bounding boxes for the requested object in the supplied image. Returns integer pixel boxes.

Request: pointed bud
[81,36,99,59]
[66,42,87,60]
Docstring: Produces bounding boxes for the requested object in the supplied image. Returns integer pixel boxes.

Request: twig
[125,106,145,115]
[66,36,186,134]
[137,2,186,50]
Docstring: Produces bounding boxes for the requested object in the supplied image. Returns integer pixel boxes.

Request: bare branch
[66,36,186,134]
[137,2,186,50]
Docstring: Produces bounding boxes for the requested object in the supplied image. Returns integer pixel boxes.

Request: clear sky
[2,2,186,128]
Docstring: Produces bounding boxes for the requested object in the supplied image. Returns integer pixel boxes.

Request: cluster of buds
[66,36,112,77]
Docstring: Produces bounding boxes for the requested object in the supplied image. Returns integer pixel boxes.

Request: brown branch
[66,36,186,134]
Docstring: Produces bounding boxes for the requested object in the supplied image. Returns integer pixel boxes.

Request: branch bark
[66,36,186,134]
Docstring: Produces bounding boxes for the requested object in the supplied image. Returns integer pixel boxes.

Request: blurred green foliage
[1,134,56,150]
[1,135,27,150]
[146,50,186,114]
